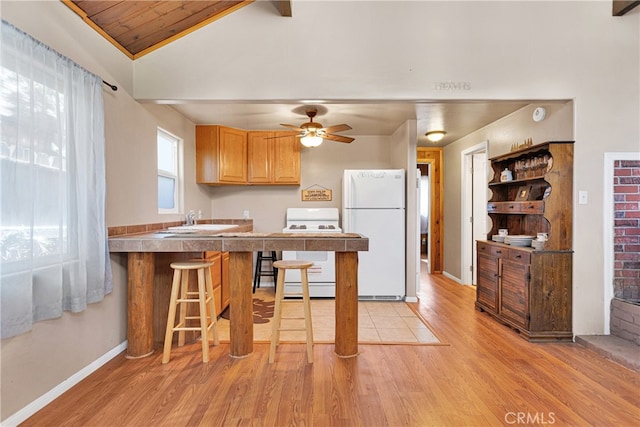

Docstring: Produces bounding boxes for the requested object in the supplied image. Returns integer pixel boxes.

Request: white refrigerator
[342,169,405,299]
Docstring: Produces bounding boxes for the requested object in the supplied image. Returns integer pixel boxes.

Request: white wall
[388,121,419,299]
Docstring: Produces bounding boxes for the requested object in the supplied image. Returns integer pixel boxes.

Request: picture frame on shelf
[515,185,532,201]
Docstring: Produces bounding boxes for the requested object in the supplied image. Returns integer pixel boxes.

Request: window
[157,128,182,214]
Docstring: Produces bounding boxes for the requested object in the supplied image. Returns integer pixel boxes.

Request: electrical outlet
[243,210,250,219]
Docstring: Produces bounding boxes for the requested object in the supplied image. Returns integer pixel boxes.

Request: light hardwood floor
[23,264,640,426]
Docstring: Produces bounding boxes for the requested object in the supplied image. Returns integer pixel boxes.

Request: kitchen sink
[160,233,219,238]
[167,224,238,232]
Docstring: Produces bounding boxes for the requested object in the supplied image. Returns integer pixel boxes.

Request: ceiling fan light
[301,135,323,148]
[425,130,446,142]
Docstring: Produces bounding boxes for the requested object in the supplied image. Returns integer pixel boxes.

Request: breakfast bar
[108,231,368,359]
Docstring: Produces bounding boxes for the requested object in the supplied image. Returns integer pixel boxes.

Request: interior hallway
[21,262,640,426]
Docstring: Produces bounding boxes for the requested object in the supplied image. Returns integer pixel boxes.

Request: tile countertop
[108,230,369,253]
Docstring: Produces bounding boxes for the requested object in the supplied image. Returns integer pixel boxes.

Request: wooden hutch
[475,141,574,341]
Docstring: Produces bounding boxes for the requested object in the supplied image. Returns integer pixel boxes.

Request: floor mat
[215,288,445,345]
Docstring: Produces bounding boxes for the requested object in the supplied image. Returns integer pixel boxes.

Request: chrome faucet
[185,210,197,226]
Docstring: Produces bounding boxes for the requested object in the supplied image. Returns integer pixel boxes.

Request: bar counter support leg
[229,251,253,357]
[335,251,359,358]
[126,252,155,358]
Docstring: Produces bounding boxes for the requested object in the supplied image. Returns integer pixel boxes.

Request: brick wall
[613,160,640,300]
[610,299,640,346]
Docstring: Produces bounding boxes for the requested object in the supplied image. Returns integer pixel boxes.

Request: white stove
[282,208,341,297]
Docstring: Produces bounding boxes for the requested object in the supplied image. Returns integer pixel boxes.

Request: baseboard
[442,271,463,284]
[404,296,418,303]
[2,341,128,427]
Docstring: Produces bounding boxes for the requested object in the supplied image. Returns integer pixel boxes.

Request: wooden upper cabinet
[247,131,300,185]
[196,125,247,184]
[247,131,272,183]
[194,128,300,186]
[272,131,300,184]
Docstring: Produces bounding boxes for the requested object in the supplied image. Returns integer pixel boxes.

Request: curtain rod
[102,80,117,91]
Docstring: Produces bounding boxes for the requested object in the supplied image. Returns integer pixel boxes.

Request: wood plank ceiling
[62,0,269,59]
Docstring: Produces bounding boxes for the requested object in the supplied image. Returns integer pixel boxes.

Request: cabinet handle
[515,255,522,259]
[496,250,502,254]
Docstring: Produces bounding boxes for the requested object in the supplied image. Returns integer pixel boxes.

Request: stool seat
[273,260,313,270]
[162,259,219,364]
[171,260,214,270]
[269,260,314,364]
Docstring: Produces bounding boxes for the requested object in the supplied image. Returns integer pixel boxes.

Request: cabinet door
[221,252,230,311]
[205,251,223,315]
[272,132,300,184]
[476,252,499,312]
[247,131,272,183]
[195,126,219,184]
[218,127,247,183]
[500,259,529,329]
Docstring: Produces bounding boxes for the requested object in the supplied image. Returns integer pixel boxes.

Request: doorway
[418,164,430,272]
[416,147,443,274]
[461,141,489,285]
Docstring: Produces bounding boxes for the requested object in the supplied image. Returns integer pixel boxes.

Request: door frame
[461,141,489,285]
[416,147,443,274]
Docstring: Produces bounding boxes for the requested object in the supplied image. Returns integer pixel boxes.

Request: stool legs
[269,263,314,364]
[203,266,219,347]
[253,251,278,293]
[269,268,286,363]
[162,261,218,364]
[163,269,182,363]
[301,267,314,363]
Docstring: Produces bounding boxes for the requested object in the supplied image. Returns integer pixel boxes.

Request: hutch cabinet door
[476,251,499,313]
[499,259,530,329]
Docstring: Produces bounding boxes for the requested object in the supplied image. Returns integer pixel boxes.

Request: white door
[461,141,488,285]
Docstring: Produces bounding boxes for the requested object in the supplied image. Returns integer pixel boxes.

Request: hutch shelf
[475,141,574,341]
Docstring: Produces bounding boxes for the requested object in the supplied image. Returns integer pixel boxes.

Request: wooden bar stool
[253,251,278,293]
[269,260,314,364]
[162,260,219,364]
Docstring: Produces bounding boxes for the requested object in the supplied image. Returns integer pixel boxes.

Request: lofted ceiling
[63,0,632,146]
[63,0,259,58]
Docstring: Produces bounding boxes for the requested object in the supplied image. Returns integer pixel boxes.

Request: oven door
[281,250,336,284]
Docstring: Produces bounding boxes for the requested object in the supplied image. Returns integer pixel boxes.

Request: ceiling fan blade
[280,123,304,131]
[324,134,354,143]
[322,124,352,133]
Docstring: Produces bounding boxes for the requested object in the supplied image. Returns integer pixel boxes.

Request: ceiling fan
[280,108,354,147]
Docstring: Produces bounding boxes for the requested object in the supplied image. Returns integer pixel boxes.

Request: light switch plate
[579,191,588,205]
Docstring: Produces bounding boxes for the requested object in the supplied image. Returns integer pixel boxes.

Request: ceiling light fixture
[300,134,323,148]
[425,130,446,142]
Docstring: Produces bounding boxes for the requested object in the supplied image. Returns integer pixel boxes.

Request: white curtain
[0,20,112,339]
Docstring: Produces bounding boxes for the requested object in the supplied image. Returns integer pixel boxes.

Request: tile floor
[215,288,441,345]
